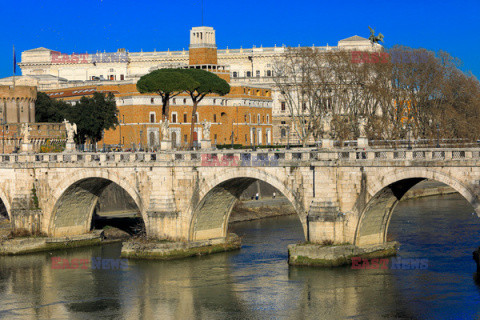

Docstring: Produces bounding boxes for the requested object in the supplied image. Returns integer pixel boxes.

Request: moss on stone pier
[121,234,241,260]
[288,242,398,267]
[0,233,106,255]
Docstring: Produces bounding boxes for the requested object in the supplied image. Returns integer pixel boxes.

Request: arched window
[281,129,286,138]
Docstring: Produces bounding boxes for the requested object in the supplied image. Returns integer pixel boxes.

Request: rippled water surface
[0,194,480,319]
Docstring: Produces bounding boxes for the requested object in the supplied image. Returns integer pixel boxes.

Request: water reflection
[0,195,479,319]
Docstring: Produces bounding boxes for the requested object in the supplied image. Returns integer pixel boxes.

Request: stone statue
[358,117,367,138]
[159,119,170,140]
[202,120,211,140]
[63,119,77,143]
[368,26,384,46]
[321,114,332,138]
[20,123,32,144]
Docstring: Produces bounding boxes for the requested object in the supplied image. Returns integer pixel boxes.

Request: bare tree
[274,44,480,146]
[273,48,333,146]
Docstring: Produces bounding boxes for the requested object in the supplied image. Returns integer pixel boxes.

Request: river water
[0,194,480,319]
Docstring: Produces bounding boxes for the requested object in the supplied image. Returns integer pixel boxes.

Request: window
[183,98,187,104]
[213,99,216,105]
[281,128,286,138]
[246,71,251,77]
[267,115,270,123]
[109,68,114,72]
[194,113,198,122]
[244,114,247,123]
[281,102,286,111]
[257,114,260,124]
[221,112,227,123]
[214,134,217,143]
[120,74,124,80]
[172,98,176,104]
[266,70,272,77]
[245,134,248,142]
[149,112,155,123]
[184,134,188,143]
[183,113,187,122]
[233,72,238,78]
[213,114,217,122]
[172,112,177,123]
[151,98,154,104]
[302,102,307,111]
[281,121,286,125]
[256,70,260,77]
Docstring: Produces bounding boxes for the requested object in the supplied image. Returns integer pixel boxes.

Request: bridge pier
[307,201,345,244]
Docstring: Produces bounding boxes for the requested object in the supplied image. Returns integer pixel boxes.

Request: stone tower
[0,85,36,123]
[189,26,217,65]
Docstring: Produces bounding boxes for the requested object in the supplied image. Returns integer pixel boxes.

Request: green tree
[178,69,230,148]
[136,69,199,120]
[68,92,119,146]
[35,92,69,123]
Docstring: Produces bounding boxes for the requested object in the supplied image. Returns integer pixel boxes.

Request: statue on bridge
[159,119,170,140]
[20,123,32,144]
[358,117,367,138]
[321,114,332,139]
[202,120,212,140]
[63,119,77,143]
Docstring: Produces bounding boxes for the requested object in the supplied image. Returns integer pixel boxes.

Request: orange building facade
[44,83,272,149]
[43,26,273,149]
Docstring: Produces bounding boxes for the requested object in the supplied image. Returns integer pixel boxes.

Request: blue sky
[1,0,479,79]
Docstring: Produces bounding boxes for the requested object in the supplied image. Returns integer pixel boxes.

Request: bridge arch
[189,168,306,241]
[48,170,144,237]
[355,168,479,246]
[0,187,12,220]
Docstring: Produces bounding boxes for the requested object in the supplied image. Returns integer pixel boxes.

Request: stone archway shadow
[47,170,145,237]
[355,168,479,246]
[189,168,306,241]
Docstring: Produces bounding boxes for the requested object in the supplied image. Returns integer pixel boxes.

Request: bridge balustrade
[3,148,480,167]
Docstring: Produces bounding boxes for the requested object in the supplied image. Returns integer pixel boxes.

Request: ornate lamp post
[436,124,440,148]
[407,124,412,150]
[287,125,291,150]
[1,118,5,154]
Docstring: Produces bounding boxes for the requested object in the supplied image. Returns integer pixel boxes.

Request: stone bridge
[1,148,480,248]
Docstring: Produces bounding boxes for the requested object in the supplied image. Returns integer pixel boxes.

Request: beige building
[16,27,380,145]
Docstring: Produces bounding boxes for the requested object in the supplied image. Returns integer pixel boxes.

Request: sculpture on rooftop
[368,26,384,46]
